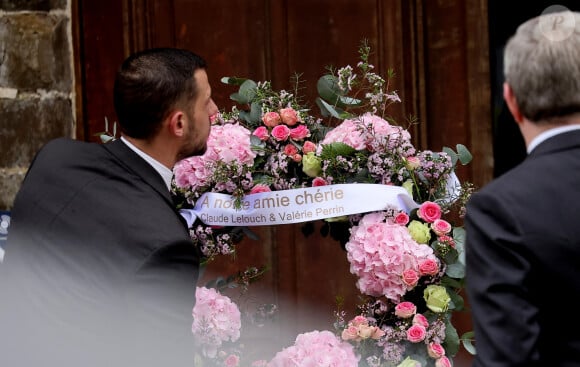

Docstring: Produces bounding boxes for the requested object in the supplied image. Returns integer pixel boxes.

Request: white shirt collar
[527,124,580,154]
[120,136,173,190]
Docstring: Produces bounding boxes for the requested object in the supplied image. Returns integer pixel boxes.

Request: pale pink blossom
[284,144,298,156]
[291,153,302,163]
[395,212,410,225]
[253,126,269,141]
[418,201,442,223]
[192,287,241,358]
[312,177,328,187]
[205,123,256,165]
[435,356,452,367]
[250,184,271,194]
[406,324,427,343]
[431,219,452,236]
[345,212,438,302]
[225,354,240,367]
[289,124,310,140]
[302,140,317,154]
[412,313,429,328]
[395,301,417,318]
[268,330,359,367]
[262,111,281,127]
[418,258,440,276]
[279,107,300,126]
[427,342,446,359]
[402,268,419,288]
[271,124,291,141]
[438,235,456,248]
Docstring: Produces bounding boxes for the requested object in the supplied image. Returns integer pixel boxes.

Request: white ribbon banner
[180,184,419,228]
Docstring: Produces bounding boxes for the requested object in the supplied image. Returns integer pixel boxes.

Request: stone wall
[0,0,73,210]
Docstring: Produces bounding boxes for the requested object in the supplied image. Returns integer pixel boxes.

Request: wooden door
[74,0,490,363]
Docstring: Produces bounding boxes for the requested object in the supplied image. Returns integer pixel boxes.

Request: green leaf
[456,144,473,165]
[461,331,477,355]
[249,101,262,123]
[453,227,466,264]
[448,288,465,311]
[442,146,458,167]
[338,95,361,106]
[320,142,357,159]
[221,76,247,86]
[443,318,460,356]
[316,97,344,119]
[317,74,343,105]
[445,262,465,279]
[230,79,258,104]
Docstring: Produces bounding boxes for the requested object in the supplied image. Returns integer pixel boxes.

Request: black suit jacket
[465,129,580,367]
[0,138,200,367]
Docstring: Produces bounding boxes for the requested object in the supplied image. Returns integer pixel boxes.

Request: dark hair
[113,48,207,139]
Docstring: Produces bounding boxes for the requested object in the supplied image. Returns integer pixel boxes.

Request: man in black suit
[465,9,580,367]
[0,48,218,366]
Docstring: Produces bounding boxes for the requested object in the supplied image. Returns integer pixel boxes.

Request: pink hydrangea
[319,118,367,150]
[192,287,241,358]
[268,330,359,367]
[319,113,413,154]
[345,212,438,302]
[359,113,412,152]
[173,155,215,192]
[204,123,256,165]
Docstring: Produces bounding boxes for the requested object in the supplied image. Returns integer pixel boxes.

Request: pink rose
[418,201,441,223]
[291,153,302,163]
[427,342,446,359]
[395,212,410,225]
[250,184,271,194]
[350,315,368,327]
[253,126,269,141]
[279,107,300,126]
[438,235,456,248]
[284,144,298,156]
[435,356,452,367]
[271,124,291,141]
[341,325,359,341]
[312,177,327,187]
[395,301,416,318]
[262,111,281,127]
[418,258,439,276]
[405,156,421,170]
[289,124,310,140]
[402,269,419,288]
[431,219,452,236]
[412,313,429,328]
[225,354,240,367]
[302,140,317,154]
[406,324,426,343]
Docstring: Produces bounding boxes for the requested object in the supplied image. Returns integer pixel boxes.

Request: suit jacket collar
[102,139,174,207]
[528,129,580,158]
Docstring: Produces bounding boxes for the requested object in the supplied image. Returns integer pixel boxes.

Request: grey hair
[503,10,580,122]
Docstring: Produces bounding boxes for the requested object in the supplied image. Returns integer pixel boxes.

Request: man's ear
[168,110,186,137]
[503,82,524,124]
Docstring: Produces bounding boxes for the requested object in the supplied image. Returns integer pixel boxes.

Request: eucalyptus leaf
[317,97,344,119]
[443,318,460,356]
[442,146,458,167]
[448,288,465,311]
[249,101,262,123]
[457,144,473,165]
[239,79,258,102]
[445,262,465,279]
[317,74,343,105]
[461,331,477,355]
[221,76,247,86]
